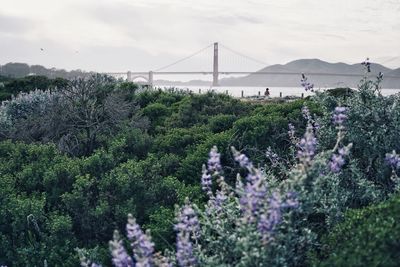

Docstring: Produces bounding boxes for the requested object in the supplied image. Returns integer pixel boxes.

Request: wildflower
[300,73,314,91]
[174,201,200,239]
[176,233,197,267]
[207,146,222,174]
[332,106,348,128]
[257,191,298,242]
[329,144,352,173]
[297,124,317,166]
[302,106,311,121]
[109,231,134,267]
[201,165,212,196]
[126,214,154,267]
[232,147,253,170]
[329,154,346,173]
[385,150,400,169]
[361,57,371,72]
[240,178,267,223]
[174,201,199,267]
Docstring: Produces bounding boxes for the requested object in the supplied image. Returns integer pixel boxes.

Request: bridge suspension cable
[154,43,213,71]
[219,44,270,67]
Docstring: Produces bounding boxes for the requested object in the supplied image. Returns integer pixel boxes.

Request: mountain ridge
[220,58,398,88]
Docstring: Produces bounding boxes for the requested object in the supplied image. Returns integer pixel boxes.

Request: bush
[316,194,400,267]
[208,114,237,133]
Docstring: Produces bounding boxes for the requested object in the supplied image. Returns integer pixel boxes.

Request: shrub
[316,194,400,267]
[208,114,237,133]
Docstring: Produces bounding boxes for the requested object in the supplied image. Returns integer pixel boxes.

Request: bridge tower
[148,71,154,89]
[212,42,219,87]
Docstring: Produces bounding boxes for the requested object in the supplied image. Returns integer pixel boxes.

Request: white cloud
[0,0,399,71]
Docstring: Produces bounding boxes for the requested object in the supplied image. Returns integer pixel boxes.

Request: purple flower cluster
[201,167,212,196]
[207,146,222,173]
[240,176,267,223]
[126,214,155,267]
[300,73,314,92]
[297,125,317,166]
[361,57,371,72]
[232,148,268,222]
[302,106,311,121]
[385,150,400,169]
[174,202,200,267]
[332,106,348,129]
[257,192,298,242]
[201,146,224,196]
[233,150,252,170]
[109,231,134,267]
[329,145,352,173]
[176,235,196,267]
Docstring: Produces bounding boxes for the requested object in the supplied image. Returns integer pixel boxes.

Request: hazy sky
[1,0,400,72]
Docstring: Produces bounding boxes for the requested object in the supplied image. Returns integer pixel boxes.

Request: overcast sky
[1,0,400,72]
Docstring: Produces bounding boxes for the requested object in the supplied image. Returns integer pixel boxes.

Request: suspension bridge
[105,42,400,88]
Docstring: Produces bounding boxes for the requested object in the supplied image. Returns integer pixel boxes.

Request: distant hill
[0,62,92,79]
[1,60,399,88]
[220,59,399,88]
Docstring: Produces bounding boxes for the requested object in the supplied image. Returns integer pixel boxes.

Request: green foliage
[208,114,237,133]
[316,194,400,267]
[3,73,398,266]
[0,75,69,101]
[326,87,355,98]
[317,78,400,196]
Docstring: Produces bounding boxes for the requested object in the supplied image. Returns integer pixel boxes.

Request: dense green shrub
[208,114,237,133]
[316,194,400,267]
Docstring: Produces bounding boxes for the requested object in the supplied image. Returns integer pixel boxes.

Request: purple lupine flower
[385,150,400,169]
[282,191,300,209]
[232,147,269,222]
[302,106,311,121]
[207,146,222,174]
[214,190,227,208]
[329,154,346,173]
[240,182,267,212]
[239,169,267,223]
[201,165,212,196]
[109,231,134,267]
[174,203,200,239]
[297,124,317,166]
[361,57,371,72]
[126,214,154,267]
[257,191,298,242]
[300,73,314,92]
[329,144,352,173]
[332,106,348,128]
[176,233,197,267]
[174,202,199,267]
[232,147,254,171]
